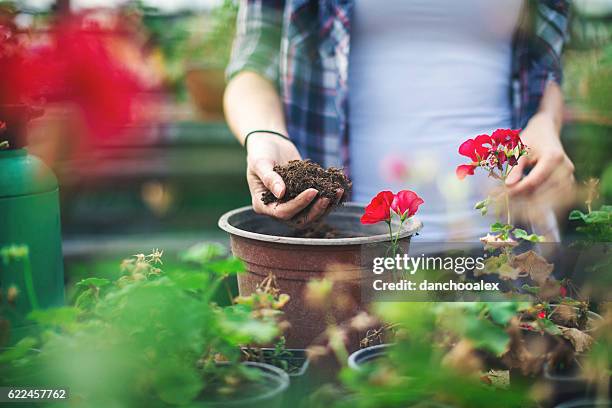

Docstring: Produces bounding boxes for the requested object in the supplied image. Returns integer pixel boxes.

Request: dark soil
[292,223,341,238]
[262,159,351,206]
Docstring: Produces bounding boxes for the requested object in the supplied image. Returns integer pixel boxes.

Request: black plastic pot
[242,348,310,377]
[198,362,289,408]
[347,343,393,371]
[554,399,611,408]
[543,361,596,407]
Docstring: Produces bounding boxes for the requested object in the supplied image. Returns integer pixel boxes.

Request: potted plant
[307,303,531,408]
[219,160,423,348]
[2,248,290,407]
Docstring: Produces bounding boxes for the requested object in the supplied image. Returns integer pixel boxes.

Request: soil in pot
[261,159,351,208]
[197,362,289,408]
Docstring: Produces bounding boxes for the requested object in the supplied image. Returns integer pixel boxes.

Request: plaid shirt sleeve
[225,0,284,85]
[513,0,570,127]
[533,0,570,84]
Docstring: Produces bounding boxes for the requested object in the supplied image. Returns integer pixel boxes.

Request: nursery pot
[347,343,393,371]
[218,204,421,348]
[242,347,310,377]
[201,362,289,408]
[543,361,597,407]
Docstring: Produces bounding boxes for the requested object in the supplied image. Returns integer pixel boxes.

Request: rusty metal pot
[218,204,422,349]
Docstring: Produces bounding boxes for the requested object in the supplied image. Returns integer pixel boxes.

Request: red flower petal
[360,191,395,225]
[456,164,475,180]
[391,190,424,219]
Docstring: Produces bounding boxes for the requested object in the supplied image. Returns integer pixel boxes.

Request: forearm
[532,81,564,134]
[223,71,287,145]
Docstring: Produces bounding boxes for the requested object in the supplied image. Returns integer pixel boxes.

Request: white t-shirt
[348,0,523,241]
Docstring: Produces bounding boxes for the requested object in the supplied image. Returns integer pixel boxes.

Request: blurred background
[0,0,611,290]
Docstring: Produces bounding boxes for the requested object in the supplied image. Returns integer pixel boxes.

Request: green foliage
[489,223,544,243]
[512,228,544,243]
[2,245,281,407]
[180,242,227,265]
[570,204,612,241]
[320,302,531,408]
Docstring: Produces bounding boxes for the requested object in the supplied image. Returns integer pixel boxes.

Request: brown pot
[184,66,226,120]
[218,204,422,349]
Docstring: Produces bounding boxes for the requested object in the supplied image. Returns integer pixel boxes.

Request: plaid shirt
[227,0,570,170]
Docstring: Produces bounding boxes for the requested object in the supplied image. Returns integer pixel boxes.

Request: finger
[252,159,285,198]
[263,188,319,220]
[321,189,344,219]
[292,197,331,228]
[508,158,557,197]
[334,189,344,205]
[505,159,526,186]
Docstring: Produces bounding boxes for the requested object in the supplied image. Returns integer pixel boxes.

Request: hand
[505,112,576,211]
[247,135,341,227]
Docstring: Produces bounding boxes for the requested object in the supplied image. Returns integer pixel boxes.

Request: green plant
[2,245,284,407]
[309,303,531,408]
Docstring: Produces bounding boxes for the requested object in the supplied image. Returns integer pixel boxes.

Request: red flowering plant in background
[361,190,423,254]
[456,129,571,303]
[456,128,540,243]
[0,6,157,156]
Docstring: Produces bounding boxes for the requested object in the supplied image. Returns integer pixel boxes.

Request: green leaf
[569,210,586,221]
[520,284,540,295]
[180,242,227,265]
[513,228,544,242]
[490,222,505,232]
[485,302,521,326]
[0,337,37,364]
[206,257,246,276]
[153,358,203,405]
[168,270,210,290]
[28,307,79,327]
[537,318,562,336]
[76,277,110,288]
[219,305,278,344]
[583,210,612,225]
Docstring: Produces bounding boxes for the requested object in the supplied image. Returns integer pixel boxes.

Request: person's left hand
[505,112,576,211]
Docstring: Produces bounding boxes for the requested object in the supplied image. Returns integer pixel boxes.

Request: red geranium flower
[491,128,522,150]
[537,311,546,319]
[391,190,424,220]
[360,191,395,224]
[456,134,493,180]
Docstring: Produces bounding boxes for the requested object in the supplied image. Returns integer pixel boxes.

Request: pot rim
[218,204,422,246]
[347,343,394,371]
[204,361,290,406]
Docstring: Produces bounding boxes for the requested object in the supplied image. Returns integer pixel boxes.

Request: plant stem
[505,189,511,226]
[22,255,39,310]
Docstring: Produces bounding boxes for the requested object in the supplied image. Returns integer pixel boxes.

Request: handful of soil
[262,159,351,206]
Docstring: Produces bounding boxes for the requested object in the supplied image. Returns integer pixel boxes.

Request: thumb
[505,159,526,186]
[252,159,285,198]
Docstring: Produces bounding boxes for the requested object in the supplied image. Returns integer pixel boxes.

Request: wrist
[244,130,293,151]
[530,111,562,135]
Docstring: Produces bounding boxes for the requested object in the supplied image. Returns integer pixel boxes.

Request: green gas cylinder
[0,106,64,343]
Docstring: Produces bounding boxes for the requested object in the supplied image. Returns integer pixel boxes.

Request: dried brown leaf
[511,250,554,285]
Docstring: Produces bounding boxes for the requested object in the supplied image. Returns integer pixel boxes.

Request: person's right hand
[246,135,339,228]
